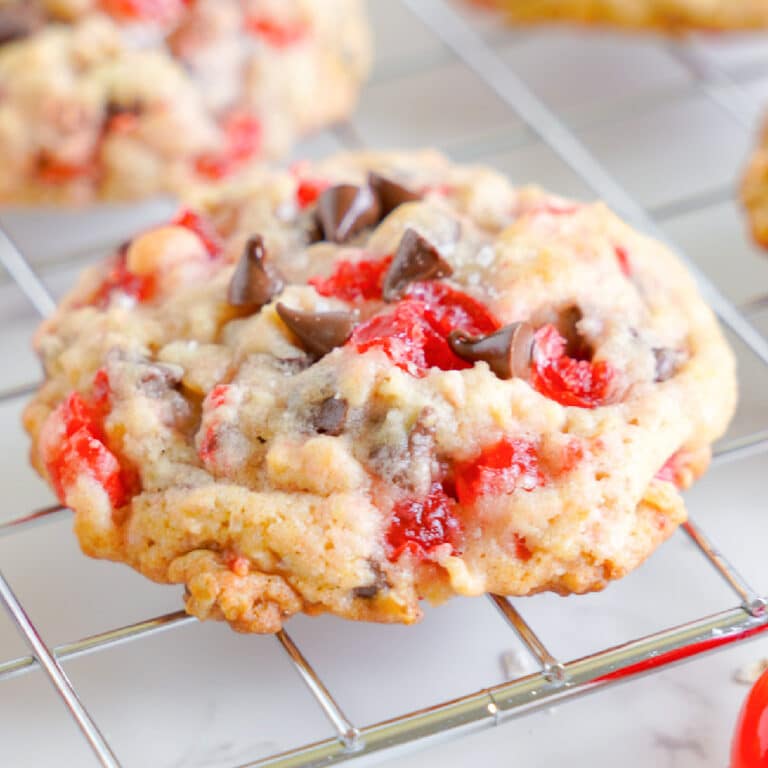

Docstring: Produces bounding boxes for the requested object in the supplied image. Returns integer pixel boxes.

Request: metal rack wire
[1,1,768,766]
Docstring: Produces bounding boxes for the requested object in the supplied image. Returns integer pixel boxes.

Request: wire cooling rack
[1,2,768,766]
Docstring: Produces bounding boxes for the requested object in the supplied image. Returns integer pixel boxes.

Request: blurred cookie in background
[468,0,768,33]
[0,0,371,204]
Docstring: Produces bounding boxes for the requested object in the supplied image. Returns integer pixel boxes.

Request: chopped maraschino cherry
[614,245,632,277]
[170,208,222,257]
[454,438,543,504]
[245,16,309,46]
[386,483,462,561]
[350,282,499,377]
[99,0,186,22]
[43,392,126,509]
[408,282,497,337]
[310,255,393,302]
[93,251,154,308]
[295,177,329,209]
[37,155,93,184]
[195,112,262,181]
[531,324,616,408]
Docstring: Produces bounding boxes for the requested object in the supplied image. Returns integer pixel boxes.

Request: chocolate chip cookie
[0,0,370,203]
[24,150,737,632]
[472,0,768,32]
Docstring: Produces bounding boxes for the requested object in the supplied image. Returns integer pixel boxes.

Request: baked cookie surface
[742,125,768,249]
[472,0,768,32]
[0,0,370,203]
[25,150,737,633]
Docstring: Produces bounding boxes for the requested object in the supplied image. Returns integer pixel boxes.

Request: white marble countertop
[1,2,767,766]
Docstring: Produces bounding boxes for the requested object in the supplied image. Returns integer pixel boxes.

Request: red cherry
[351,299,469,377]
[195,112,262,180]
[732,667,768,768]
[310,255,393,302]
[386,483,462,561]
[615,245,632,277]
[295,178,329,209]
[531,324,616,408]
[99,0,186,22]
[245,16,309,46]
[170,208,222,257]
[93,252,155,308]
[43,392,126,509]
[454,438,542,504]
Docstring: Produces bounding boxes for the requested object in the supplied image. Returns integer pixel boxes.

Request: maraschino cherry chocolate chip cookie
[0,0,370,203]
[470,0,768,32]
[24,150,737,633]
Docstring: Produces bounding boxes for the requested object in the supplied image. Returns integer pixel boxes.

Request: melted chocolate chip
[382,228,453,301]
[313,396,348,436]
[316,184,381,243]
[0,6,43,45]
[353,560,389,599]
[227,235,284,310]
[368,172,421,216]
[653,347,683,382]
[276,303,356,359]
[448,322,535,380]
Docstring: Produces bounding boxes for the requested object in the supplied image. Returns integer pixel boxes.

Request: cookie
[471,0,768,32]
[742,126,768,249]
[0,0,370,203]
[24,150,737,633]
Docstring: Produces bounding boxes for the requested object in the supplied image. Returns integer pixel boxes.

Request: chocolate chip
[556,305,591,360]
[313,396,348,436]
[316,184,381,243]
[138,362,183,397]
[353,560,388,599]
[105,100,142,122]
[0,6,43,45]
[368,172,421,216]
[653,347,683,382]
[448,322,535,380]
[227,235,284,310]
[276,303,356,359]
[382,228,453,301]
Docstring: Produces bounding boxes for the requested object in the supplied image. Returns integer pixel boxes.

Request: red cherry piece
[93,253,155,308]
[43,393,126,509]
[170,208,222,257]
[99,0,185,22]
[195,112,262,181]
[309,255,393,302]
[531,324,616,408]
[245,16,309,46]
[615,245,632,277]
[386,482,463,561]
[351,300,468,377]
[454,438,542,505]
[406,281,499,337]
[731,667,768,768]
[91,368,112,415]
[514,533,533,561]
[206,384,231,409]
[296,178,329,209]
[198,425,218,465]
[350,283,499,377]
[37,156,94,184]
